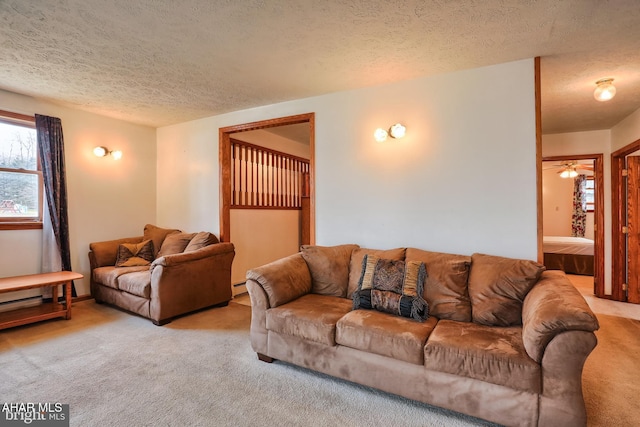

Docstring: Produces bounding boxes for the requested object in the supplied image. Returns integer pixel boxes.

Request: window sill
[0,222,43,230]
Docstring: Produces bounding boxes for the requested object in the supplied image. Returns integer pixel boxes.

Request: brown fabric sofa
[246,245,599,427]
[89,224,235,325]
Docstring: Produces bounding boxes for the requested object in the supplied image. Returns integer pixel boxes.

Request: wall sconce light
[374,123,406,142]
[93,146,123,160]
[594,78,616,102]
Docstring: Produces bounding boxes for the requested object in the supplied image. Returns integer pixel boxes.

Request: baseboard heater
[0,295,42,313]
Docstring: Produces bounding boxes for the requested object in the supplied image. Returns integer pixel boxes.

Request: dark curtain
[36,114,76,296]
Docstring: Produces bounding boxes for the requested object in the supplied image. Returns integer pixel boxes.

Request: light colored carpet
[582,313,640,427]
[1,300,637,426]
[1,301,496,427]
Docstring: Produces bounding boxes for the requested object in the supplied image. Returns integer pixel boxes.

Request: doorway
[612,138,640,303]
[219,113,315,292]
[542,154,604,297]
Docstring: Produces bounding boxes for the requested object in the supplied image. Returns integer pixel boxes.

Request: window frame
[584,176,595,213]
[0,110,43,230]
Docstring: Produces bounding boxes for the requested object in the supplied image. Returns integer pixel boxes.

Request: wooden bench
[0,271,83,330]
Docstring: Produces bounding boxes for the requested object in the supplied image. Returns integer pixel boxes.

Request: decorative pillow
[301,244,359,297]
[405,248,472,322]
[352,255,429,322]
[143,224,180,257]
[115,240,154,267]
[184,231,219,252]
[347,247,406,298]
[157,232,196,257]
[468,253,545,326]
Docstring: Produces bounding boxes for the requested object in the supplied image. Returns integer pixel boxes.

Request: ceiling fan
[543,161,594,178]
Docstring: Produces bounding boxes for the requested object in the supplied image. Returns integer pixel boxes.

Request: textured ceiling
[1,0,639,134]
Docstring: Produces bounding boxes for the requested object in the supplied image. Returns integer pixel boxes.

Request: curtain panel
[36,114,76,296]
[571,174,587,238]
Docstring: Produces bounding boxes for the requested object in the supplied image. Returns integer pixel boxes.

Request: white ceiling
[1,0,639,134]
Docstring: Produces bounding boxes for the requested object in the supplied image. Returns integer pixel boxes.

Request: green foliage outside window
[0,122,40,219]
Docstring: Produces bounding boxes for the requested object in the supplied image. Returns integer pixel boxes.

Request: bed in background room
[543,236,594,276]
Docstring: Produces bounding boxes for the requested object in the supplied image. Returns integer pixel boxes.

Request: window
[584,177,595,213]
[0,111,42,229]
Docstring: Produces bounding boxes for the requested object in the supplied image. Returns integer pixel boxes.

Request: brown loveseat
[246,245,599,427]
[89,224,234,325]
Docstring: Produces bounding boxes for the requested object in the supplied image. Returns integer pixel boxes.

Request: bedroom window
[0,111,42,230]
[584,177,595,213]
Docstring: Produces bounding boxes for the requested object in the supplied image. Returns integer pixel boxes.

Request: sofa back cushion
[184,231,219,252]
[157,232,197,257]
[405,248,472,322]
[347,247,406,298]
[468,253,545,326]
[301,244,359,297]
[143,224,181,257]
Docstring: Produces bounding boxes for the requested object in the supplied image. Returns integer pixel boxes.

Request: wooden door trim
[218,113,315,243]
[535,57,544,264]
[611,138,640,301]
[542,154,605,298]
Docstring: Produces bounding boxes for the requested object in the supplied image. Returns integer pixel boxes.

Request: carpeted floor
[1,299,638,426]
[582,313,640,427]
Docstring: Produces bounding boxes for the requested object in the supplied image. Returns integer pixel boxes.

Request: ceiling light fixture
[559,166,578,179]
[93,146,123,160]
[593,78,616,102]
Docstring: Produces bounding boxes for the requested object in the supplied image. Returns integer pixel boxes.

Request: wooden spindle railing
[231,139,310,209]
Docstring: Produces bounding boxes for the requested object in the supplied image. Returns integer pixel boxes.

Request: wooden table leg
[65,281,72,320]
[51,284,58,308]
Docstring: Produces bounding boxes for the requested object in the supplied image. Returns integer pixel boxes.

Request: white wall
[233,128,310,158]
[542,130,611,292]
[0,90,157,296]
[230,209,300,286]
[542,168,574,236]
[158,59,539,261]
[612,107,640,152]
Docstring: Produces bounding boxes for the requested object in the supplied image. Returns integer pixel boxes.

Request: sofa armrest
[246,252,311,308]
[522,270,599,362]
[88,236,144,268]
[149,242,235,322]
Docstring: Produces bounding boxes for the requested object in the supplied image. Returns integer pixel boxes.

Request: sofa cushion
[115,240,154,267]
[301,244,359,297]
[424,319,541,393]
[405,248,472,322]
[265,294,352,346]
[93,266,150,290]
[336,310,437,365]
[184,231,219,252]
[468,253,545,326]
[352,255,428,322]
[143,224,181,257]
[157,232,196,257]
[347,247,406,298]
[117,270,151,298]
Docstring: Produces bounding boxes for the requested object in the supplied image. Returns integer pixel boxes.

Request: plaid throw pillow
[352,255,429,322]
